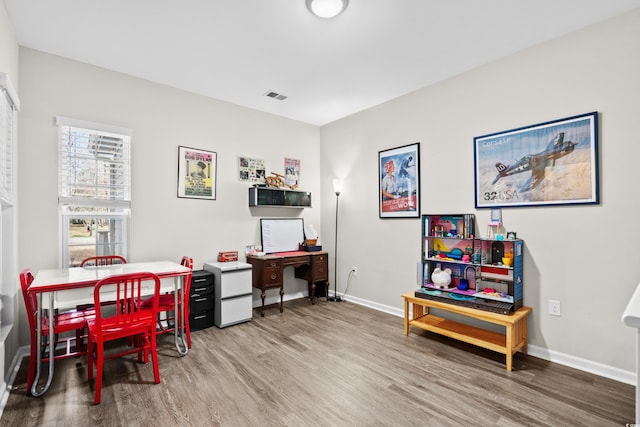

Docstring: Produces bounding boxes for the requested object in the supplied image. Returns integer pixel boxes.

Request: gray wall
[16,48,323,348]
[320,8,640,378]
[4,3,640,388]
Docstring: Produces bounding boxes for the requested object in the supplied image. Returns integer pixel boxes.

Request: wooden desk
[402,292,532,371]
[247,251,329,316]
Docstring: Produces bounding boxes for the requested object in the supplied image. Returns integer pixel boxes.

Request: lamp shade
[333,178,343,195]
[306,0,349,19]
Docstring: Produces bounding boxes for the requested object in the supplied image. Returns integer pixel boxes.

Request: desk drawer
[312,254,328,281]
[263,260,283,286]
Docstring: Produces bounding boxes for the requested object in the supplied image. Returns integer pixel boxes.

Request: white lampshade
[333,178,343,195]
[306,0,349,19]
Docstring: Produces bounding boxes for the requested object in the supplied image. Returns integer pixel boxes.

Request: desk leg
[279,286,284,313]
[31,293,55,397]
[309,282,316,305]
[260,289,266,317]
[173,276,188,356]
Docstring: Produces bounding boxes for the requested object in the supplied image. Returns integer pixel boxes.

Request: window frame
[56,117,132,268]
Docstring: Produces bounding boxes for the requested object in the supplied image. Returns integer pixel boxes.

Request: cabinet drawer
[218,269,252,298]
[191,282,214,297]
[190,310,214,331]
[191,270,214,286]
[190,293,214,313]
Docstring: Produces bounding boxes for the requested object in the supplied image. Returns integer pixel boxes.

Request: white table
[622,281,640,424]
[29,260,191,397]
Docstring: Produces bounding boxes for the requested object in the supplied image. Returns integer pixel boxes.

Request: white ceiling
[5,0,640,126]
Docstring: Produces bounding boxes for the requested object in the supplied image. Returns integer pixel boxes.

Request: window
[56,117,132,267]
[0,73,19,331]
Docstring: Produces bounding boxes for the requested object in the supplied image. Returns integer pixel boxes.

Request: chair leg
[87,336,94,381]
[94,342,104,404]
[184,315,192,349]
[150,330,160,384]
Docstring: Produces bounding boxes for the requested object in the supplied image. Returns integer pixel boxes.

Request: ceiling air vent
[263,90,288,101]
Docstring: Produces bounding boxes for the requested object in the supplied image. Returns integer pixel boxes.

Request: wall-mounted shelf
[248,187,312,208]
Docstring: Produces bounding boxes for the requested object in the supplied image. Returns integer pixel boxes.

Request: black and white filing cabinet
[203,261,253,328]
[189,269,215,330]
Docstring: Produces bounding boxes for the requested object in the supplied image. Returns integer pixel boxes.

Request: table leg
[31,292,55,397]
[279,286,284,313]
[404,299,410,336]
[521,315,529,355]
[173,276,188,356]
[260,289,266,317]
[506,324,513,371]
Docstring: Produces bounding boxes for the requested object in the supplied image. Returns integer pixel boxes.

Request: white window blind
[56,117,132,267]
[0,72,19,331]
[0,73,19,205]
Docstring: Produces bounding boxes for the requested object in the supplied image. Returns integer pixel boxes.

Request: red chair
[20,269,95,396]
[80,255,127,267]
[77,256,127,312]
[138,256,194,348]
[86,271,161,404]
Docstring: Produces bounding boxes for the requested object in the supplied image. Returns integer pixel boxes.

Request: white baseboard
[0,346,29,419]
[339,292,637,386]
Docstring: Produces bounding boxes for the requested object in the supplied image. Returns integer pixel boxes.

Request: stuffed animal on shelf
[431,267,452,289]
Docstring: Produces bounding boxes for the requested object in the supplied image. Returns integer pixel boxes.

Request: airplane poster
[474,112,599,208]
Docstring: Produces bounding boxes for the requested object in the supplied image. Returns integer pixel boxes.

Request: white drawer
[217,269,252,299]
[215,295,252,327]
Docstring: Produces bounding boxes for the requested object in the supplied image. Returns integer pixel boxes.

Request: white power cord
[341,268,356,299]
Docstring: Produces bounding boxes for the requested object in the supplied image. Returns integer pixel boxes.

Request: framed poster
[284,158,300,188]
[474,112,599,208]
[239,156,265,183]
[378,142,420,218]
[177,146,217,200]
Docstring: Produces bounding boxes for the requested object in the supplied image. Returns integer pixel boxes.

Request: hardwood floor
[1,298,634,426]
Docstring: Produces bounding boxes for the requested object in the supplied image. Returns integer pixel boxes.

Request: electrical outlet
[548,300,561,316]
[352,266,358,276]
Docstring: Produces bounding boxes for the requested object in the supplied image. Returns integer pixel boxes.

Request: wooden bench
[402,292,532,371]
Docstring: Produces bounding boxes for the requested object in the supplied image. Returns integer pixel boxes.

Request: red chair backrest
[92,272,161,332]
[81,255,127,267]
[19,269,37,330]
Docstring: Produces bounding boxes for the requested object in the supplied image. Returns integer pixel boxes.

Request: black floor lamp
[329,178,343,302]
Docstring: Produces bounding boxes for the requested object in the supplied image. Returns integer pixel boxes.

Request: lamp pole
[330,182,342,302]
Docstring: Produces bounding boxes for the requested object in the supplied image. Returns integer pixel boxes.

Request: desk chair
[86,271,161,404]
[138,256,194,348]
[20,269,95,396]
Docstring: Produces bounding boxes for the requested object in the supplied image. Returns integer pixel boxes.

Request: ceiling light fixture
[306,0,348,19]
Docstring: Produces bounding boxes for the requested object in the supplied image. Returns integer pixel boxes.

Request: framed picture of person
[177,145,217,200]
[378,142,420,218]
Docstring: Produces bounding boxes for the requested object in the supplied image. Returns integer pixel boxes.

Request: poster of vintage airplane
[474,112,599,208]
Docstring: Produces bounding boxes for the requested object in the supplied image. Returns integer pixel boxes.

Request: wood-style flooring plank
[1,298,634,426]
